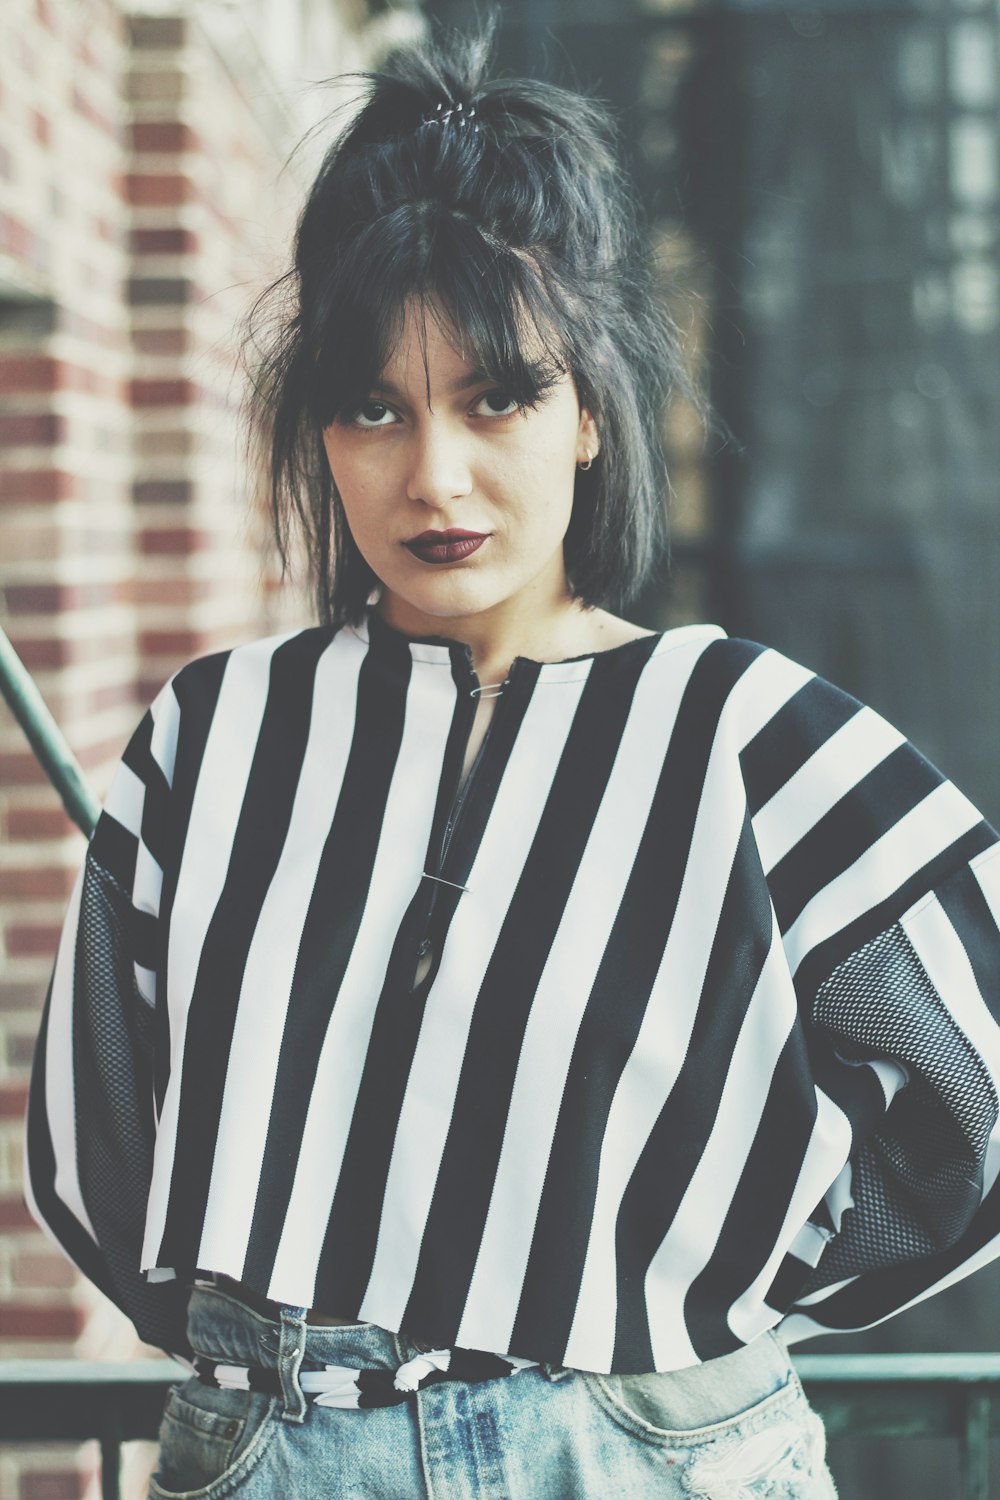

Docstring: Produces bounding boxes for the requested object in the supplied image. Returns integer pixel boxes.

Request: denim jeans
[149,1285,838,1498]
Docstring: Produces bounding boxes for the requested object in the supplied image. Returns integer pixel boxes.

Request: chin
[413,598,499,624]
[389,574,505,618]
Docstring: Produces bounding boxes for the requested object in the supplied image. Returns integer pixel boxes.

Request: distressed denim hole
[681,1408,836,1499]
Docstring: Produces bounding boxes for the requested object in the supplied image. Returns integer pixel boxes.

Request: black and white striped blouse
[23,606,1000,1374]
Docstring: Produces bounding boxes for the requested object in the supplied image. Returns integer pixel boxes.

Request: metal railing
[0,1358,185,1500]
[796,1353,1000,1500]
[1,1353,998,1500]
[0,623,99,836]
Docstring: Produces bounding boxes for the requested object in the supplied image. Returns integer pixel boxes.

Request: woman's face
[321,301,599,639]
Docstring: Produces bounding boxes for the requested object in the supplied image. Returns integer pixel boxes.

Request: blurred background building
[1,0,998,1496]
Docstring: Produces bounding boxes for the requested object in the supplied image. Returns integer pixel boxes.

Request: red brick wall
[0,1,396,1494]
[0,19,136,1459]
[124,12,282,701]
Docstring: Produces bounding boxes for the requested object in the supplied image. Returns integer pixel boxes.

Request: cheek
[323,448,380,534]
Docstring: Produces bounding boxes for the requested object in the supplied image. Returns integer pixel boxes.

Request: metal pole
[100,1429,121,1500]
[0,624,99,838]
[962,1390,990,1500]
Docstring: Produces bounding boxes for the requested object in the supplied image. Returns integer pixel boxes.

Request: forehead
[378,294,556,384]
[379,303,480,379]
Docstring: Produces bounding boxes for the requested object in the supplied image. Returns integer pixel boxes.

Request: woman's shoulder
[169,620,339,684]
[131,622,345,757]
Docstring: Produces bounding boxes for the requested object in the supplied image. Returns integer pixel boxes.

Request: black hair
[240,7,712,628]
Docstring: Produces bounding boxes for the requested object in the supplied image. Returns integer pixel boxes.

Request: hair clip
[418,98,481,134]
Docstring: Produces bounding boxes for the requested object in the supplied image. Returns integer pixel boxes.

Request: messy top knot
[242,6,710,628]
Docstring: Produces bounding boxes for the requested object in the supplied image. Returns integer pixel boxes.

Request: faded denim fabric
[149,1285,838,1498]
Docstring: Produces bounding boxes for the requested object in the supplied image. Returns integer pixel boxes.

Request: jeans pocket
[149,1379,278,1498]
[579,1344,839,1496]
[580,1334,798,1443]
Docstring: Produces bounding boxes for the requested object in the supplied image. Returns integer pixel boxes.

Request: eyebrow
[370,367,494,400]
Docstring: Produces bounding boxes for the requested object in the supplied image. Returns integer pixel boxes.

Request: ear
[577,405,600,461]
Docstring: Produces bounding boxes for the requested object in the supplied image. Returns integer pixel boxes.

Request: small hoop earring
[578,451,594,471]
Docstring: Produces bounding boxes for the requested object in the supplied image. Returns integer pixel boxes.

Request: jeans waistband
[184,1284,794,1432]
[184,1285,539,1424]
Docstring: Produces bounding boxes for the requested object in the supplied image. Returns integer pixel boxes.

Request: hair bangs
[420,217,571,410]
[310,208,571,430]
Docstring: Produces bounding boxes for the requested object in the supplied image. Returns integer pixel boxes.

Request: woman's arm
[733,641,1000,1340]
[22,680,193,1360]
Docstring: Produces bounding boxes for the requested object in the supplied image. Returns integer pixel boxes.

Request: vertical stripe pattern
[23,613,1000,1372]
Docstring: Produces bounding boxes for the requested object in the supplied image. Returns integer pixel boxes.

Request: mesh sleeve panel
[800,920,996,1293]
[72,854,191,1356]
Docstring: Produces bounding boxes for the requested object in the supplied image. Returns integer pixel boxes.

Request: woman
[24,13,1000,1499]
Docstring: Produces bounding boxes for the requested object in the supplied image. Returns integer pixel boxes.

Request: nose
[404,416,474,509]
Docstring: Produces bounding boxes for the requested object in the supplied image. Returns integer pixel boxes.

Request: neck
[374,591,594,684]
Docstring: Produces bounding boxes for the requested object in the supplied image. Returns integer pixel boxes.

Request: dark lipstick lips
[405,531,489,564]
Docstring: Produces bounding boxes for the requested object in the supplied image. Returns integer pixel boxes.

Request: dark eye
[477,390,519,417]
[347,401,396,430]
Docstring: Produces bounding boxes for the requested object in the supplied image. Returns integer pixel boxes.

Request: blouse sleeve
[737,644,1000,1343]
[22,675,193,1362]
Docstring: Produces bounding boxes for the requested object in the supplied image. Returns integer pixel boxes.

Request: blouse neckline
[349,603,707,684]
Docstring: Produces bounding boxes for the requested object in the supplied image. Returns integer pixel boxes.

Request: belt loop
[277,1304,309,1424]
